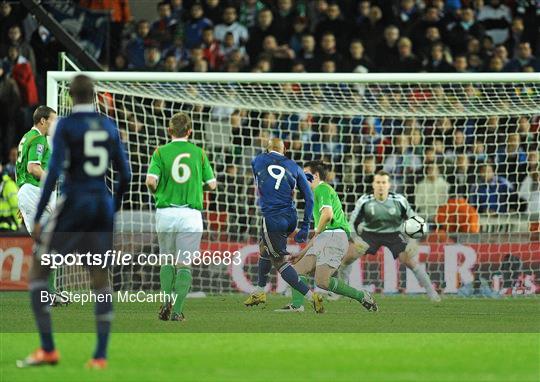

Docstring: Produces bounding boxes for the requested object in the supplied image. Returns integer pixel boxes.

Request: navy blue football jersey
[251,151,313,221]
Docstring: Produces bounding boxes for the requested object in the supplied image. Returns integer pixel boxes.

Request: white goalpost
[46,71,540,296]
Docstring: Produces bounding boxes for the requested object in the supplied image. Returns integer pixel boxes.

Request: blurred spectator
[394,37,422,72]
[0,63,21,156]
[298,34,317,71]
[507,17,525,57]
[150,1,178,50]
[201,26,223,70]
[318,32,341,66]
[374,25,399,71]
[161,53,179,72]
[424,42,453,72]
[272,0,299,44]
[470,163,514,213]
[0,164,20,231]
[289,16,309,56]
[214,6,248,48]
[314,2,350,50]
[503,42,540,72]
[356,5,384,54]
[112,53,129,71]
[126,20,151,69]
[383,134,422,193]
[343,39,373,73]
[313,122,343,160]
[203,0,224,25]
[435,196,480,233]
[518,163,540,225]
[0,2,28,46]
[393,0,420,37]
[496,133,527,186]
[355,154,376,195]
[260,35,294,72]
[452,54,469,72]
[247,8,276,59]
[8,45,38,109]
[493,43,509,66]
[239,0,265,28]
[185,3,212,50]
[477,0,512,45]
[4,146,17,180]
[447,154,474,196]
[447,7,485,54]
[1,25,36,74]
[143,44,161,71]
[415,164,449,221]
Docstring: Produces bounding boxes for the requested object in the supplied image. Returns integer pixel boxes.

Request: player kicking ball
[146,112,217,322]
[277,161,378,313]
[243,138,324,313]
[17,75,131,369]
[343,170,441,302]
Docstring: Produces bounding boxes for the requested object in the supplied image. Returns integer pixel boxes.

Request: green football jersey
[349,193,415,234]
[15,128,51,188]
[313,182,350,235]
[147,139,215,210]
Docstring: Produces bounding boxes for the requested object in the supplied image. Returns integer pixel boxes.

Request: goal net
[47,72,540,297]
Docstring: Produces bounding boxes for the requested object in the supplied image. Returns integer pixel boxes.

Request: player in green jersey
[278,161,378,313]
[15,106,60,299]
[343,170,441,302]
[146,112,216,321]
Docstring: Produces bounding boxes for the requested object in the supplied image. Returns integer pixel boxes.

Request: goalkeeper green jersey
[313,182,350,235]
[147,139,215,210]
[349,193,415,234]
[15,127,50,188]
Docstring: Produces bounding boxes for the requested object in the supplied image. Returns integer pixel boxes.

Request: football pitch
[1,292,539,382]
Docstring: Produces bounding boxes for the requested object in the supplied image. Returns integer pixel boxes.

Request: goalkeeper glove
[294,222,310,243]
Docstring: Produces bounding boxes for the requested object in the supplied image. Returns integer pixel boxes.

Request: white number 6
[268,165,285,190]
[171,153,191,183]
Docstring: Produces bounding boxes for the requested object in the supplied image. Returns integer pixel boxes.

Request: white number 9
[171,153,191,183]
[268,165,285,190]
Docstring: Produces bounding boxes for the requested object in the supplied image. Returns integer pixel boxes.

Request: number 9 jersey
[147,138,216,211]
[251,151,312,218]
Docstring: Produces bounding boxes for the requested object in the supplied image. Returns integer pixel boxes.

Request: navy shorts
[260,212,297,259]
[42,194,114,260]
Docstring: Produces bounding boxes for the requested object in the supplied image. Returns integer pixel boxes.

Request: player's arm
[294,169,314,243]
[146,148,162,194]
[398,194,416,220]
[312,185,333,236]
[26,137,47,180]
[33,122,66,235]
[111,126,132,208]
[349,196,366,240]
[201,149,217,191]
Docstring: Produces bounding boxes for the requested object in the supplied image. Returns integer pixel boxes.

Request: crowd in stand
[1,0,540,234]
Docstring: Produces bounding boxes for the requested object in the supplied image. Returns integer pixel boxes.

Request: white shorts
[155,207,203,266]
[305,229,349,269]
[17,183,57,234]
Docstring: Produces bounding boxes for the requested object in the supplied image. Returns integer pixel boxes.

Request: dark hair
[375,170,391,178]
[33,105,56,125]
[69,75,94,104]
[304,160,328,181]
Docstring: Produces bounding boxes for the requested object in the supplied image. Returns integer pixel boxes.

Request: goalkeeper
[146,112,217,322]
[279,160,378,312]
[343,171,441,302]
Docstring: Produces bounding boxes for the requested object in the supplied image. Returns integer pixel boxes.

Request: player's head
[373,170,391,199]
[303,160,328,189]
[267,137,285,155]
[69,75,94,104]
[169,112,192,139]
[33,105,57,135]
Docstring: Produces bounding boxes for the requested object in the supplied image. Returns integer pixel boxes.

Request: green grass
[1,292,539,382]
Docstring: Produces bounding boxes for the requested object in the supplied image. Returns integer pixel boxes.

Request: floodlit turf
[1,292,539,382]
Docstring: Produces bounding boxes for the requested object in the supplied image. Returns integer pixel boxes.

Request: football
[404,216,428,239]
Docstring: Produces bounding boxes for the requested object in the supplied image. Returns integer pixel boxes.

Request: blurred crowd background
[0,0,539,235]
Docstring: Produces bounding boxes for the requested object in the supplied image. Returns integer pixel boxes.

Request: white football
[404,216,427,239]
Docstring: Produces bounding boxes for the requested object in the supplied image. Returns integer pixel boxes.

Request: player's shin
[29,279,55,352]
[173,268,192,315]
[48,271,56,293]
[411,264,439,299]
[328,277,365,301]
[93,287,113,360]
[291,275,308,307]
[256,256,272,292]
[160,265,175,296]
[278,263,312,299]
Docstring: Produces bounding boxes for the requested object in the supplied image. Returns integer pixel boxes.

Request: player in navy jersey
[17,75,131,370]
[244,138,324,313]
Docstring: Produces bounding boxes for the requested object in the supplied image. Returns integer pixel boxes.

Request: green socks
[329,277,365,301]
[48,270,56,293]
[160,265,175,295]
[173,268,192,314]
[291,275,308,308]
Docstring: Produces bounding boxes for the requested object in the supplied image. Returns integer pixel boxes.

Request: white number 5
[172,153,191,183]
[84,130,109,176]
[268,165,285,190]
